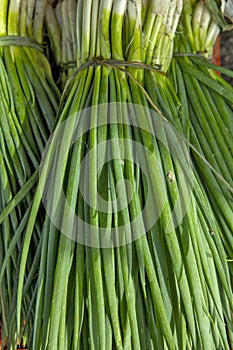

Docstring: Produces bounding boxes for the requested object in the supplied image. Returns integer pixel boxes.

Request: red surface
[212,35,221,74]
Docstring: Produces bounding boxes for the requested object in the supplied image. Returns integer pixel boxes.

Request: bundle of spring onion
[4,0,230,349]
[168,0,233,265]
[0,0,60,347]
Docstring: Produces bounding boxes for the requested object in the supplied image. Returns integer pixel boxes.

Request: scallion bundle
[11,1,233,349]
[0,0,60,347]
[168,0,233,272]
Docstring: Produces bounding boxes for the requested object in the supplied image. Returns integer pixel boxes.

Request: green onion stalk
[179,0,222,57]
[13,0,232,349]
[44,0,78,88]
[44,0,181,86]
[0,0,60,347]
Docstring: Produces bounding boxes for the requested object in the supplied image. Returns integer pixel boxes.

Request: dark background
[220,31,233,85]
